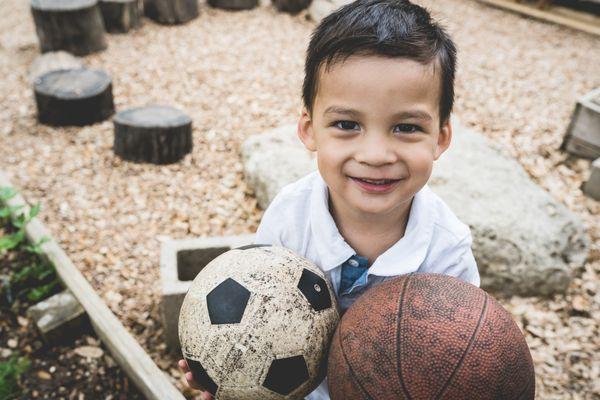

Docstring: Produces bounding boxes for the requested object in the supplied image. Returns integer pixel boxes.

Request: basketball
[178,245,340,399]
[327,273,535,400]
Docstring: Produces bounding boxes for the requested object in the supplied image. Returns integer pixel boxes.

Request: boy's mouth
[349,177,402,192]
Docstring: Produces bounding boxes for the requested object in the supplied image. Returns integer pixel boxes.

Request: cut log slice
[34,68,115,126]
[208,0,257,9]
[144,0,199,24]
[99,0,143,33]
[31,0,107,55]
[272,0,311,14]
[113,105,193,164]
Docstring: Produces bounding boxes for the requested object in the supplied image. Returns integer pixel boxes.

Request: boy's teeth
[361,178,389,184]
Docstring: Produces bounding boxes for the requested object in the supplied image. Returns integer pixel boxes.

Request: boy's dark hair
[302,0,457,125]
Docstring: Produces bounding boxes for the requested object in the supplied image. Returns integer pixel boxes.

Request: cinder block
[160,234,255,351]
[562,87,600,159]
[583,158,600,200]
[26,290,90,345]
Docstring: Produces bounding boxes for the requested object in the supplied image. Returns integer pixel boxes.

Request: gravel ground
[0,0,598,398]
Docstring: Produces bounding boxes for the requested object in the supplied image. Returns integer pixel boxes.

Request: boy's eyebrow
[393,110,433,121]
[323,106,362,117]
[323,106,433,121]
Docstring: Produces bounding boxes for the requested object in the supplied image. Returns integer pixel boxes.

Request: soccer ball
[178,245,340,400]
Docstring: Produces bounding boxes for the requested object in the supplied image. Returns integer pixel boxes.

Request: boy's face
[298,55,451,218]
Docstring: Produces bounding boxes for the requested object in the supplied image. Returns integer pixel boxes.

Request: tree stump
[208,0,257,10]
[99,0,143,33]
[34,68,115,126]
[30,0,107,56]
[113,105,193,164]
[144,0,198,24]
[272,0,311,14]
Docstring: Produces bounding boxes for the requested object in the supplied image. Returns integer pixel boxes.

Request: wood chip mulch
[0,0,598,398]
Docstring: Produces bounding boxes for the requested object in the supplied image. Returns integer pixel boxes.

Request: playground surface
[0,0,598,397]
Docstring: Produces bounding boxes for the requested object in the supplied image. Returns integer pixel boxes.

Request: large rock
[430,122,588,296]
[241,122,589,297]
[241,124,316,210]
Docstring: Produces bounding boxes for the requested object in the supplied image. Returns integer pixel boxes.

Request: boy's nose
[354,134,397,166]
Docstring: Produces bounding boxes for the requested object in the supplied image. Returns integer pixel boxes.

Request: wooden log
[34,68,115,126]
[113,105,193,164]
[30,0,107,56]
[272,0,311,14]
[99,0,143,33]
[208,0,257,10]
[144,0,198,24]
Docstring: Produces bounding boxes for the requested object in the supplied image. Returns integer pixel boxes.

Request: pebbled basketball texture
[327,273,535,400]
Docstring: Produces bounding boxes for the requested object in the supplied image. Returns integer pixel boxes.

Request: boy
[180,0,480,398]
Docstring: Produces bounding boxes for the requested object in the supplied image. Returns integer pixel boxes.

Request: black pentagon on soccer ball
[297,268,332,312]
[263,355,309,395]
[185,358,218,395]
[234,244,272,250]
[206,278,251,324]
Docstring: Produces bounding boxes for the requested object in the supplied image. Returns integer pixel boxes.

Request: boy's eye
[334,120,360,131]
[394,124,420,134]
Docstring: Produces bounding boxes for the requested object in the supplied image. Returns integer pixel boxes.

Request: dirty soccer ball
[178,245,340,400]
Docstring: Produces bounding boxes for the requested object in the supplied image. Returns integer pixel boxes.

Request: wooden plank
[477,0,600,36]
[0,171,185,400]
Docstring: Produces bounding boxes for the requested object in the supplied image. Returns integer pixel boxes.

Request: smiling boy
[180,0,480,398]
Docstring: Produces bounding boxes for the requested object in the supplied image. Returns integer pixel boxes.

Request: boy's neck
[328,194,413,265]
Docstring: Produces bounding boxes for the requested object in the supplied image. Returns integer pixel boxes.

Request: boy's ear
[434,118,452,160]
[298,107,317,152]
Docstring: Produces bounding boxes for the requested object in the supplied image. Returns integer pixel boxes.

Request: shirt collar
[309,172,434,276]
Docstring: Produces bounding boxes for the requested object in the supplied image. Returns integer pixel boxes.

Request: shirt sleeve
[439,236,480,287]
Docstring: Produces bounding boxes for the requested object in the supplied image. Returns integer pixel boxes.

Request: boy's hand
[178,359,214,400]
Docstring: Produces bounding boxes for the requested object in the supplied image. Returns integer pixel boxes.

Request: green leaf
[26,279,60,302]
[28,203,40,219]
[23,236,50,254]
[0,231,25,251]
[0,205,24,218]
[0,187,17,202]
[0,354,30,399]
[12,214,26,229]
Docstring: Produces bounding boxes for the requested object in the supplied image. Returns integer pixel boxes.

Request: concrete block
[583,158,600,200]
[562,87,600,159]
[160,234,255,351]
[26,290,90,345]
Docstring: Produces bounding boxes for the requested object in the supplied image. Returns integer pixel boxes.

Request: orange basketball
[327,273,535,399]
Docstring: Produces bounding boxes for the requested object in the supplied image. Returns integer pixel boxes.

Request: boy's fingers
[179,359,211,397]
[185,372,204,390]
[178,359,190,373]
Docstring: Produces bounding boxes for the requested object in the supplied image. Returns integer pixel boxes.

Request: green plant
[0,354,30,400]
[0,186,58,307]
[0,187,41,252]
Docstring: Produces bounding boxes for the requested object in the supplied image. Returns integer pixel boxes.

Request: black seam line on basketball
[338,305,374,400]
[435,293,490,400]
[396,274,413,400]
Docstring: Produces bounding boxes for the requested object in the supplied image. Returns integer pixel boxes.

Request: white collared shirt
[255,171,480,400]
